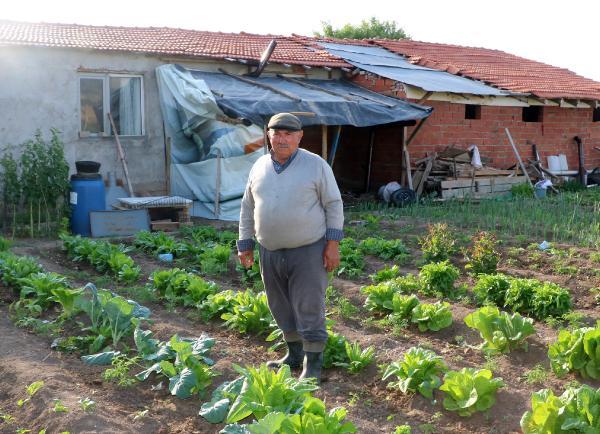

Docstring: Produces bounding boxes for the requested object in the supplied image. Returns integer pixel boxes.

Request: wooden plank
[417,157,434,197]
[505,128,534,188]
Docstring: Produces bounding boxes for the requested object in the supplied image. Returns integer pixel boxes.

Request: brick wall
[353,75,600,171]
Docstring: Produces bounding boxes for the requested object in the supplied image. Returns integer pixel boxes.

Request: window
[593,107,600,122]
[79,74,144,136]
[522,106,543,122]
[465,104,481,120]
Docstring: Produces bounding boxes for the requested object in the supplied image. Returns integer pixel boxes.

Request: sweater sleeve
[238,170,256,251]
[318,160,344,235]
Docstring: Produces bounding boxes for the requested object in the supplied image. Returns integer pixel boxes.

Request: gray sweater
[238,148,344,251]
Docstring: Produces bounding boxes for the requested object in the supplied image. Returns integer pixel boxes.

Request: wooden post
[165,136,171,194]
[402,126,413,190]
[215,149,221,219]
[321,125,328,161]
[504,128,533,188]
[365,128,375,192]
[108,112,135,197]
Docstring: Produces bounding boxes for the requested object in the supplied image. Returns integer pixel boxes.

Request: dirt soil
[1,218,599,434]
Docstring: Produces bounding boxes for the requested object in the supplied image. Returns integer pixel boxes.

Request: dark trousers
[258,238,328,353]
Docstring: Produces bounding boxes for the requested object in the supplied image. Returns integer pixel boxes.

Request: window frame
[78,73,145,137]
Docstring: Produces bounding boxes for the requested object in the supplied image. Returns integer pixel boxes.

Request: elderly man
[237,113,344,383]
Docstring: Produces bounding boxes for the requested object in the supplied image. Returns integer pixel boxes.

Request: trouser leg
[286,238,328,353]
[258,243,299,340]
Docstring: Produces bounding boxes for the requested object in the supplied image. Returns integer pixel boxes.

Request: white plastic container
[547,155,560,172]
[558,154,568,170]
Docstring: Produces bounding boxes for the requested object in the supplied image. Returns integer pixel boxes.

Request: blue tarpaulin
[181,65,433,127]
[319,43,515,96]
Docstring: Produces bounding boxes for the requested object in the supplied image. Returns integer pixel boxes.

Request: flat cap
[267,113,302,131]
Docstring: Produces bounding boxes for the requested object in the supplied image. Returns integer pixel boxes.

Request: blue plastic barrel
[70,177,106,236]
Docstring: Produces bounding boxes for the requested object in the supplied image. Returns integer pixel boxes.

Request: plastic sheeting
[156,63,433,221]
[182,66,432,127]
[319,43,515,96]
[157,64,264,220]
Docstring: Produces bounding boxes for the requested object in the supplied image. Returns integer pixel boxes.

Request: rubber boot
[266,341,304,369]
[299,351,323,384]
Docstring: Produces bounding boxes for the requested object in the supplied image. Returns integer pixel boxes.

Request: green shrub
[511,183,534,198]
[464,231,500,274]
[419,223,457,263]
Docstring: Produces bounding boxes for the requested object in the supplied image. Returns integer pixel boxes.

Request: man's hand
[238,250,254,269]
[323,240,340,272]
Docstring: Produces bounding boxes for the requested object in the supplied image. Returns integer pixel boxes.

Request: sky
[4,0,600,82]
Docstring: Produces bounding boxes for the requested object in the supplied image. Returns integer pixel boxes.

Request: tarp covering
[320,43,515,96]
[156,63,433,220]
[182,65,432,127]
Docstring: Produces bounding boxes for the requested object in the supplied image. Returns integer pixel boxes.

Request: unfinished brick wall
[406,100,600,170]
[353,75,600,171]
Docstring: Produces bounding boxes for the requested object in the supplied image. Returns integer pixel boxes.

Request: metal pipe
[365,128,376,192]
[329,125,342,167]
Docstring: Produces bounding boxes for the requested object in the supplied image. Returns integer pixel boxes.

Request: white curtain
[112,77,142,135]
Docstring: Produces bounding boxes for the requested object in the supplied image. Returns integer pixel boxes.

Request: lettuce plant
[369,265,401,283]
[464,306,535,355]
[221,290,273,335]
[520,384,600,433]
[336,341,375,374]
[225,364,319,424]
[390,294,420,321]
[410,302,453,332]
[548,323,600,380]
[337,238,365,278]
[361,281,396,312]
[439,368,504,416]
[0,252,42,287]
[418,261,459,296]
[382,346,448,399]
[472,273,511,307]
[359,237,410,262]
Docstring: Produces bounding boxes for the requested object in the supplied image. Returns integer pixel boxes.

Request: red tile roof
[0,20,350,67]
[373,39,600,100]
[2,20,600,100]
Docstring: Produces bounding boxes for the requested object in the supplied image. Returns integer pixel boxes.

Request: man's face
[268,128,303,162]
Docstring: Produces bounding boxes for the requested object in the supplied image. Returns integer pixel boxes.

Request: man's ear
[297,130,304,140]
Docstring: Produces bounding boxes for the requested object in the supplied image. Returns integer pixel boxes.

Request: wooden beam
[504,128,533,188]
[402,126,413,190]
[405,116,430,147]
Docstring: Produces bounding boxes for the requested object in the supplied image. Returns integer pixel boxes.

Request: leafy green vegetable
[200,290,237,321]
[382,347,448,399]
[359,238,410,262]
[439,368,504,416]
[134,230,187,256]
[17,381,44,407]
[323,327,349,369]
[464,306,535,355]
[149,268,219,306]
[199,377,245,423]
[361,281,396,312]
[199,244,231,274]
[390,294,420,321]
[548,323,600,380]
[336,341,375,374]
[472,274,511,307]
[225,364,318,424]
[50,287,84,318]
[410,302,453,332]
[245,397,356,433]
[221,290,273,335]
[418,261,459,297]
[0,253,43,288]
[369,265,401,283]
[337,238,365,277]
[520,384,600,433]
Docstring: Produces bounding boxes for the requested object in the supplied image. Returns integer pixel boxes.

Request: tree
[315,17,410,40]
